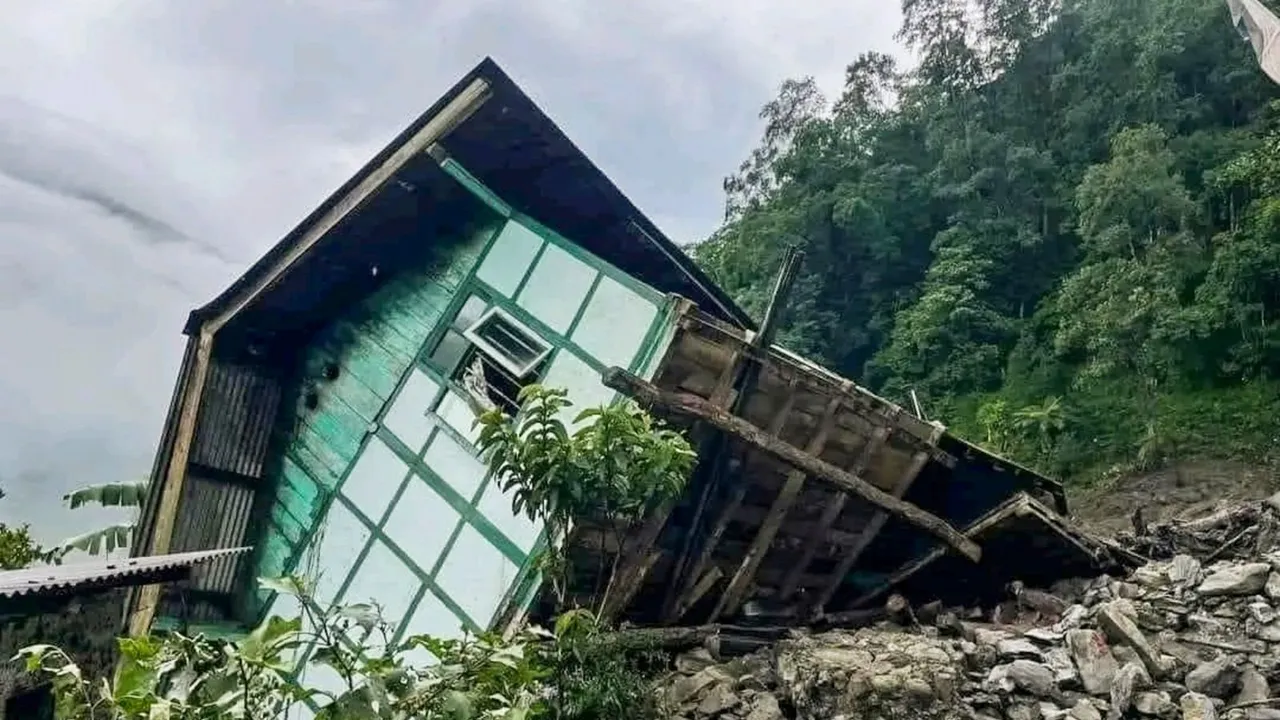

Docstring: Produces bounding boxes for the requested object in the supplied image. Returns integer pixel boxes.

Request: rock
[1069,699,1103,720]
[1045,647,1080,688]
[998,637,1046,660]
[1266,574,1280,602]
[677,648,718,674]
[1198,564,1273,597]
[1110,662,1152,720]
[1234,666,1269,706]
[1097,601,1166,678]
[697,683,741,716]
[1179,692,1218,720]
[1170,556,1204,586]
[1006,702,1042,720]
[1184,660,1240,699]
[1133,690,1176,717]
[743,693,783,720]
[1007,660,1059,698]
[670,667,729,706]
[1065,630,1121,695]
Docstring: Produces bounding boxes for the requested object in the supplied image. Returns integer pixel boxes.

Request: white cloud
[0,0,903,544]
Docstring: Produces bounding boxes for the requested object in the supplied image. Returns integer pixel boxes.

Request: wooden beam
[672,566,725,620]
[602,368,980,562]
[710,394,843,621]
[665,389,797,622]
[207,78,492,334]
[598,507,674,623]
[778,425,890,600]
[810,449,931,617]
[129,330,215,637]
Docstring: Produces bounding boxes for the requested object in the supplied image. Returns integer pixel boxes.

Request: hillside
[694,0,1280,485]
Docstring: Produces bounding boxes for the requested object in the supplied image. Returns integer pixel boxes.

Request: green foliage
[17,577,663,720]
[697,0,1280,480]
[59,480,148,557]
[0,487,56,569]
[474,385,694,609]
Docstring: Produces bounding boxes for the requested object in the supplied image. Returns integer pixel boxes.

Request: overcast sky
[0,1,906,546]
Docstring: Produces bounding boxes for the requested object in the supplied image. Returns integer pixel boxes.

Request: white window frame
[462,306,552,379]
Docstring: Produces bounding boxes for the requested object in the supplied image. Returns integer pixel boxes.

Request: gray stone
[1110,662,1152,720]
[1199,564,1273,597]
[1069,699,1103,720]
[743,693,783,720]
[1045,647,1080,688]
[1065,630,1121,695]
[1133,690,1176,717]
[677,648,718,674]
[998,637,1046,661]
[697,683,741,716]
[1184,660,1240,699]
[670,667,729,706]
[1235,666,1269,706]
[1170,556,1204,586]
[1007,660,1059,698]
[1179,692,1218,720]
[1007,703,1042,720]
[1097,601,1166,678]
[1266,573,1280,603]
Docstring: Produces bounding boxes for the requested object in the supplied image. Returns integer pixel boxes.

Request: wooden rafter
[810,449,931,616]
[603,368,981,562]
[778,425,890,601]
[709,394,843,622]
[666,388,797,622]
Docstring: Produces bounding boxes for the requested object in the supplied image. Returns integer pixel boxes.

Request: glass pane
[435,524,519,628]
[451,295,489,333]
[382,369,441,451]
[309,499,372,609]
[340,436,410,524]
[476,221,543,298]
[423,430,487,501]
[473,312,547,372]
[339,539,422,633]
[436,389,481,445]
[429,329,470,375]
[398,589,467,666]
[541,350,615,429]
[515,242,597,334]
[477,480,542,556]
[570,274,658,371]
[383,475,460,574]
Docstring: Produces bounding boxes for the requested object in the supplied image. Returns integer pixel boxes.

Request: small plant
[474,385,695,612]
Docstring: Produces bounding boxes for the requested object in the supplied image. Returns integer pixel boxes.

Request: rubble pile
[657,497,1280,720]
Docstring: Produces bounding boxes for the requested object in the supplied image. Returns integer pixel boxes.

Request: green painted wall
[167,161,685,717]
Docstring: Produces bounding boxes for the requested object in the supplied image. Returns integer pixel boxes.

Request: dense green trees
[696,0,1280,480]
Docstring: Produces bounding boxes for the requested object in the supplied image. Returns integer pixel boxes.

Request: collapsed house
[121,59,1122,715]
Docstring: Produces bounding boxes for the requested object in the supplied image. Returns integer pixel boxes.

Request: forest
[694,0,1280,483]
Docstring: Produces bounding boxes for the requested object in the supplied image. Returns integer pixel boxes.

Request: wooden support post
[129,330,215,637]
[673,567,725,620]
[709,395,843,622]
[778,426,890,601]
[810,449,931,617]
[603,368,980,562]
[665,390,797,622]
[598,509,673,623]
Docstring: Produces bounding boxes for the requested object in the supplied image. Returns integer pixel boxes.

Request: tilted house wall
[124,59,748,715]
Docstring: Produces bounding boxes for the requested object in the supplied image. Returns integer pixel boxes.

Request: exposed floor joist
[710,393,843,622]
[810,449,931,616]
[778,425,891,601]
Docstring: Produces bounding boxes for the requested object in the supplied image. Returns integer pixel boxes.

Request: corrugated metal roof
[0,547,251,599]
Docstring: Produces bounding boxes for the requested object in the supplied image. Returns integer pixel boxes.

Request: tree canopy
[696,0,1280,479]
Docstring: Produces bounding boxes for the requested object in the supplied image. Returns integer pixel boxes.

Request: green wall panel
[243,215,500,621]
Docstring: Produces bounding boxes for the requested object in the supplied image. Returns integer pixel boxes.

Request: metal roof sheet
[0,547,251,599]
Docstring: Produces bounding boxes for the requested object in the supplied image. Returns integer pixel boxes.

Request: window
[426,295,552,418]
[463,307,550,378]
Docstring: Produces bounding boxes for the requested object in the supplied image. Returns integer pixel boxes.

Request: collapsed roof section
[540,300,1116,627]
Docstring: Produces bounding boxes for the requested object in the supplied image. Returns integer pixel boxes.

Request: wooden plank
[810,449,931,617]
[710,394,842,621]
[603,368,980,562]
[129,331,215,637]
[207,78,492,334]
[673,567,724,619]
[665,389,797,622]
[779,426,890,600]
